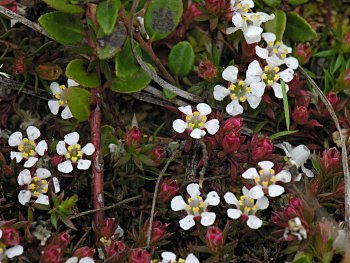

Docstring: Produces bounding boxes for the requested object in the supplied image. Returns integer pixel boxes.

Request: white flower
[65,256,95,263]
[213,65,264,116]
[171,183,220,230]
[48,79,79,119]
[246,60,294,99]
[255,33,299,70]
[0,230,23,261]
[242,161,291,199]
[226,12,275,44]
[224,187,269,229]
[283,217,307,241]
[158,252,199,263]
[17,168,60,206]
[229,0,254,13]
[172,103,220,139]
[279,142,314,180]
[8,126,47,168]
[56,132,95,173]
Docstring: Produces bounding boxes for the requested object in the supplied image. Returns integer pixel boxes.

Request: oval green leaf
[285,12,317,42]
[38,11,84,45]
[65,87,92,122]
[96,0,121,35]
[65,59,101,88]
[115,37,142,78]
[168,41,194,77]
[42,0,83,13]
[262,0,282,7]
[97,23,127,60]
[264,10,286,41]
[110,68,152,93]
[144,0,183,41]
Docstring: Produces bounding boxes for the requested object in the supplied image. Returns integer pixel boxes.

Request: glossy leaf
[65,59,101,88]
[42,0,83,13]
[285,12,317,42]
[115,37,142,78]
[265,10,286,41]
[96,0,121,35]
[168,41,195,77]
[65,86,92,122]
[110,68,152,93]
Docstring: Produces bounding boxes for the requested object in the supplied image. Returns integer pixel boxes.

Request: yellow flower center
[263,66,280,85]
[66,144,82,163]
[185,195,206,215]
[229,81,251,103]
[54,85,68,106]
[186,112,207,130]
[256,168,277,188]
[18,138,36,158]
[238,194,258,216]
[28,176,48,196]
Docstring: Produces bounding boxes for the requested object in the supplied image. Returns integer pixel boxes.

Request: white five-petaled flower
[65,256,95,263]
[246,60,294,99]
[213,65,264,116]
[279,142,314,180]
[156,252,199,263]
[224,186,269,229]
[48,79,79,119]
[8,126,47,168]
[226,12,275,44]
[56,132,95,174]
[255,33,299,70]
[17,168,60,206]
[242,161,291,199]
[171,183,220,230]
[0,230,23,261]
[172,103,220,139]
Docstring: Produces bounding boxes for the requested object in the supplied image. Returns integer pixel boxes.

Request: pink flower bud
[40,245,61,263]
[198,60,218,81]
[284,206,299,219]
[344,33,350,46]
[293,106,309,125]
[326,92,339,106]
[105,241,126,259]
[294,43,312,65]
[50,155,63,167]
[289,198,303,210]
[130,248,150,263]
[158,179,179,202]
[205,0,227,15]
[322,147,340,168]
[101,218,118,238]
[125,127,142,146]
[222,132,240,153]
[250,134,274,162]
[205,226,224,253]
[148,146,166,164]
[1,227,20,246]
[13,56,26,75]
[73,247,95,258]
[151,221,168,244]
[221,117,243,135]
[51,231,70,247]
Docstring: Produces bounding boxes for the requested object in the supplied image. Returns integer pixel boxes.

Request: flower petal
[64,132,80,146]
[68,79,79,87]
[79,257,95,263]
[35,194,49,205]
[8,131,23,146]
[53,177,60,193]
[279,68,294,83]
[18,190,31,205]
[48,100,60,115]
[50,82,61,94]
[65,257,79,263]
[250,81,265,97]
[226,100,243,116]
[200,211,216,226]
[224,192,239,206]
[258,161,274,170]
[302,165,314,178]
[256,196,269,210]
[262,32,276,43]
[247,215,263,229]
[255,46,269,59]
[161,252,177,261]
[242,186,249,196]
[178,105,193,116]
[242,168,259,179]
[82,143,95,156]
[173,119,188,134]
[213,85,230,101]
[232,13,243,28]
[56,142,67,157]
[58,160,74,173]
[290,145,310,167]
[244,26,263,44]
[35,140,47,156]
[5,245,23,258]
[61,106,74,119]
[276,170,291,183]
[36,168,51,179]
[190,128,206,139]
[18,169,31,186]
[247,60,263,78]
[197,103,212,116]
[204,119,219,135]
[285,57,299,70]
[24,157,38,168]
[10,151,23,163]
[246,94,261,109]
[77,159,91,170]
[171,196,187,211]
[179,215,195,230]
[271,82,284,99]
[185,254,200,263]
[248,185,264,199]
[227,208,242,219]
[187,183,201,197]
[222,65,238,83]
[26,126,40,141]
[268,185,285,197]
[205,191,220,206]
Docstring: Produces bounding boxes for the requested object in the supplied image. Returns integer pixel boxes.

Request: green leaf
[281,80,290,130]
[285,12,317,42]
[96,0,121,35]
[163,88,177,99]
[313,50,337,58]
[292,252,313,263]
[66,59,101,88]
[65,87,92,121]
[97,23,127,60]
[50,213,58,229]
[110,68,152,93]
[288,0,308,5]
[264,10,286,41]
[42,0,83,13]
[115,37,142,78]
[269,130,298,140]
[38,11,84,45]
[168,41,195,77]
[262,0,282,8]
[144,0,183,41]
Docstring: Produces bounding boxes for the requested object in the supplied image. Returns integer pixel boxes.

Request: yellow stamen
[230,94,237,100]
[22,152,28,158]
[244,206,251,212]
[249,198,254,203]
[262,181,269,187]
[254,177,260,183]
[66,153,71,159]
[246,87,251,93]
[252,205,257,211]
[23,138,29,143]
[185,205,191,210]
[59,85,66,90]
[230,84,236,91]
[198,122,204,127]
[271,176,277,183]
[192,207,199,213]
[188,197,193,203]
[55,94,61,99]
[189,123,195,129]
[273,67,280,73]
[273,48,278,54]
[264,65,270,71]
[33,176,40,182]
[197,196,202,200]
[267,80,274,85]
[193,111,200,116]
[201,116,207,122]
[18,145,23,151]
[77,151,82,157]
[29,150,35,156]
[259,170,264,175]
[68,146,73,151]
[284,156,289,162]
[269,169,275,175]
[262,73,267,79]
[281,53,287,59]
[199,201,205,208]
[33,191,40,197]
[273,75,279,81]
[58,100,64,106]
[186,115,191,121]
[238,81,245,86]
[71,156,78,162]
[29,184,35,190]
[239,96,247,102]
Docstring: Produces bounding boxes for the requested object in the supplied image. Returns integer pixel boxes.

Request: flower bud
[51,231,70,247]
[158,179,179,202]
[151,221,168,244]
[222,132,240,153]
[289,197,303,210]
[184,3,203,23]
[50,155,63,168]
[130,248,150,263]
[40,245,61,263]
[250,134,274,162]
[125,127,142,146]
[326,92,339,106]
[105,241,126,259]
[205,226,224,253]
[35,64,62,81]
[1,227,20,246]
[101,218,118,239]
[322,147,340,169]
[205,0,227,15]
[13,56,26,75]
[293,43,312,65]
[148,146,166,164]
[73,247,95,258]
[221,117,243,135]
[198,60,218,82]
[292,106,309,125]
[284,206,300,219]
